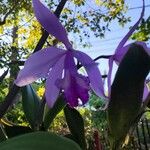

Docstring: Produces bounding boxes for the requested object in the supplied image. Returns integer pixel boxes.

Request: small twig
[77,55,111,68]
[7,61,25,66]
[0,69,9,83]
[94,55,112,61]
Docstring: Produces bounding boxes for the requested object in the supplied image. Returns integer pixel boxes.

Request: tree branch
[94,55,112,61]
[0,1,19,26]
[0,85,20,118]
[7,61,25,66]
[0,69,9,83]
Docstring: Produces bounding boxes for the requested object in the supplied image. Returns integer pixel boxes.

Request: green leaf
[64,134,79,144]
[0,125,7,142]
[64,105,86,150]
[107,44,150,149]
[0,131,81,150]
[21,85,41,129]
[4,125,32,138]
[43,95,66,130]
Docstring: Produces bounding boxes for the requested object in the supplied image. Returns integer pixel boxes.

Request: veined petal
[57,52,90,107]
[32,0,72,49]
[77,90,89,105]
[61,70,89,107]
[60,69,79,107]
[15,47,65,86]
[45,55,65,107]
[115,0,145,53]
[73,50,105,98]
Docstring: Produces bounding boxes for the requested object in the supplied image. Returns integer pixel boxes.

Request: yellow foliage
[5,19,14,27]
[72,0,84,5]
[95,0,103,5]
[23,20,42,49]
[57,110,64,117]
[77,15,89,24]
[17,28,28,34]
[62,8,71,14]
[37,87,45,98]
[0,26,4,34]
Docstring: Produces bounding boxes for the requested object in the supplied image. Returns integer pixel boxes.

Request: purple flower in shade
[15,0,105,107]
[107,0,150,101]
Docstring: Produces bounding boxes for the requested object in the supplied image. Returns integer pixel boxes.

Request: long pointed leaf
[64,105,86,150]
[43,95,66,130]
[21,85,41,129]
[107,43,150,149]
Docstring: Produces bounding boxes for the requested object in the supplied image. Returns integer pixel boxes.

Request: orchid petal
[61,71,89,107]
[107,57,113,97]
[61,70,79,107]
[57,51,90,107]
[114,44,130,64]
[143,83,149,101]
[15,47,65,86]
[64,51,77,74]
[32,0,72,49]
[77,87,89,105]
[73,50,105,98]
[115,0,145,53]
[63,52,83,106]
[45,55,65,107]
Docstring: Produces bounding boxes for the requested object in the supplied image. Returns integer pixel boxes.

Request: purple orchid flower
[15,0,105,107]
[107,0,150,101]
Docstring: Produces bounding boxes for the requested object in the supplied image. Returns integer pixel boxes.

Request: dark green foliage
[43,95,66,130]
[107,43,150,149]
[21,85,41,130]
[4,125,32,138]
[0,125,7,142]
[0,131,81,150]
[64,105,86,150]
